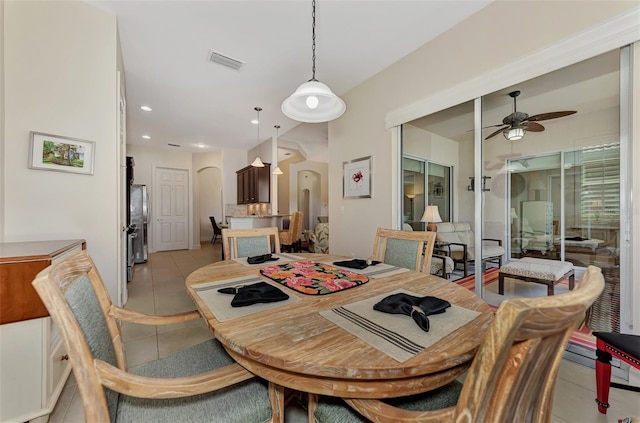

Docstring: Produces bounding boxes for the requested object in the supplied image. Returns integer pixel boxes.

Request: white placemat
[192,275,300,322]
[232,253,305,267]
[320,289,481,362]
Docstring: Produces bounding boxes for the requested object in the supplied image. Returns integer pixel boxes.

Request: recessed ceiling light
[251,119,259,124]
[140,105,152,112]
[197,144,205,148]
[142,135,151,139]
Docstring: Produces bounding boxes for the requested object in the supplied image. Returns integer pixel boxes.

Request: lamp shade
[420,205,443,223]
[511,207,518,219]
[281,80,346,123]
[272,166,283,175]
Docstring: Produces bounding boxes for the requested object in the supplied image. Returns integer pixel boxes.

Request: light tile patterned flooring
[49,243,639,422]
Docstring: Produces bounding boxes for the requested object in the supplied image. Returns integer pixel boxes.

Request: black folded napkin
[246,254,280,264]
[218,281,289,307]
[333,259,381,269]
[373,293,451,332]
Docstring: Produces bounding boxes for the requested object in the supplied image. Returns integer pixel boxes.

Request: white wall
[328,1,637,258]
[2,1,121,300]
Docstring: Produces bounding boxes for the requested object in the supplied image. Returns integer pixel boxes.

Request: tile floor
[49,243,639,423]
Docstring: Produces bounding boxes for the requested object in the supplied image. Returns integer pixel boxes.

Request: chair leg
[268,382,285,423]
[595,342,612,414]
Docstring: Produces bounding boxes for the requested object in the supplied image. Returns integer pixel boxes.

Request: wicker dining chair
[279,211,303,252]
[31,250,284,423]
[312,266,604,423]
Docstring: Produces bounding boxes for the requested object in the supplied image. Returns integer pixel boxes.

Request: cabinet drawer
[48,338,71,401]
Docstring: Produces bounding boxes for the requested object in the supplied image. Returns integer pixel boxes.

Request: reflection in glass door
[403,156,452,230]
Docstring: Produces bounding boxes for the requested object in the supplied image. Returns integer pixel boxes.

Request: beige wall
[328,0,637,259]
[2,1,121,300]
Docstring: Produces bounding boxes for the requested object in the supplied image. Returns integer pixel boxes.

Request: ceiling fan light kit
[281,0,346,123]
[504,126,525,141]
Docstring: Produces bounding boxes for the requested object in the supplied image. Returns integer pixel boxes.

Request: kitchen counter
[227,215,290,230]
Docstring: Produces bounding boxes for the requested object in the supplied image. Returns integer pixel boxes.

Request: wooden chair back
[222,227,281,260]
[31,250,131,421]
[345,265,605,422]
[370,228,436,273]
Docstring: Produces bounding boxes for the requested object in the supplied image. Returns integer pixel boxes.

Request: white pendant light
[281,0,345,123]
[251,106,265,167]
[272,125,283,175]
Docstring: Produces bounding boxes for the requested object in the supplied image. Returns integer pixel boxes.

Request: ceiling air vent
[207,49,243,71]
[168,143,181,148]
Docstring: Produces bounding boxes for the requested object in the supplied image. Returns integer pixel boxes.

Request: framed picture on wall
[29,132,96,175]
[343,156,372,199]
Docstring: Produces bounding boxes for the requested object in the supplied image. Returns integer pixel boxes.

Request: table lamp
[421,205,442,232]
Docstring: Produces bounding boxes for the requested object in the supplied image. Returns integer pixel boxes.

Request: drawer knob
[60,354,69,361]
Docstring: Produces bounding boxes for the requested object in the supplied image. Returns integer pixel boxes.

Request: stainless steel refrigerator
[129,184,149,265]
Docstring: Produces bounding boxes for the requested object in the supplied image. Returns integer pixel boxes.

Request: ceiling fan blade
[485,126,508,140]
[525,122,545,132]
[527,111,577,121]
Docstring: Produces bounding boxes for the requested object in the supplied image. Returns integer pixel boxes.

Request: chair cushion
[453,222,472,232]
[430,256,454,275]
[236,236,270,258]
[481,245,505,259]
[436,222,456,233]
[117,340,272,423]
[314,381,462,423]
[384,238,420,271]
[435,232,461,245]
[593,332,640,360]
[66,275,120,418]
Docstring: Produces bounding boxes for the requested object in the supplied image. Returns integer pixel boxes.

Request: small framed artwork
[343,156,372,199]
[29,132,96,175]
[434,182,443,198]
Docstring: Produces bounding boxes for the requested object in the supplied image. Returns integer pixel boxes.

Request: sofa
[435,222,505,277]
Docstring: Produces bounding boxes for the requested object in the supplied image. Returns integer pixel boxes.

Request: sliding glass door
[397,47,629,335]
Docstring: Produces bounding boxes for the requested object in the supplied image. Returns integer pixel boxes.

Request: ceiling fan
[484,90,577,141]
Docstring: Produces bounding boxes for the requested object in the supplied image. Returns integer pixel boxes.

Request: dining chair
[222,226,281,260]
[31,250,284,423]
[311,265,604,423]
[209,216,223,244]
[279,211,303,252]
[370,227,436,273]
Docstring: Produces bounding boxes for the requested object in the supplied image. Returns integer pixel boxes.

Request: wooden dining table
[185,253,493,400]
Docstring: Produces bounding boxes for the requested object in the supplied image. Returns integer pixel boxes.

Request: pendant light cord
[310,0,317,81]
[255,106,262,153]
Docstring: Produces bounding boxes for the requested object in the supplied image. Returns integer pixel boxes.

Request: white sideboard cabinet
[0,239,85,423]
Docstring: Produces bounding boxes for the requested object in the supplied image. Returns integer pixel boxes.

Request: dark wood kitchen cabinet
[237,163,271,204]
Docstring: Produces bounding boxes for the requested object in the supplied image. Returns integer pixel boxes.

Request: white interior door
[155,167,189,251]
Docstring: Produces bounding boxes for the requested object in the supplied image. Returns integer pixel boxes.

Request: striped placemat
[192,275,300,322]
[320,289,480,362]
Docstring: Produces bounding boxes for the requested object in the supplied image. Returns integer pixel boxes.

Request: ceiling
[90,0,493,156]
[407,49,621,143]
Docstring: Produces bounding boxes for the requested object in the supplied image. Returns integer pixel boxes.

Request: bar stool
[593,332,640,414]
